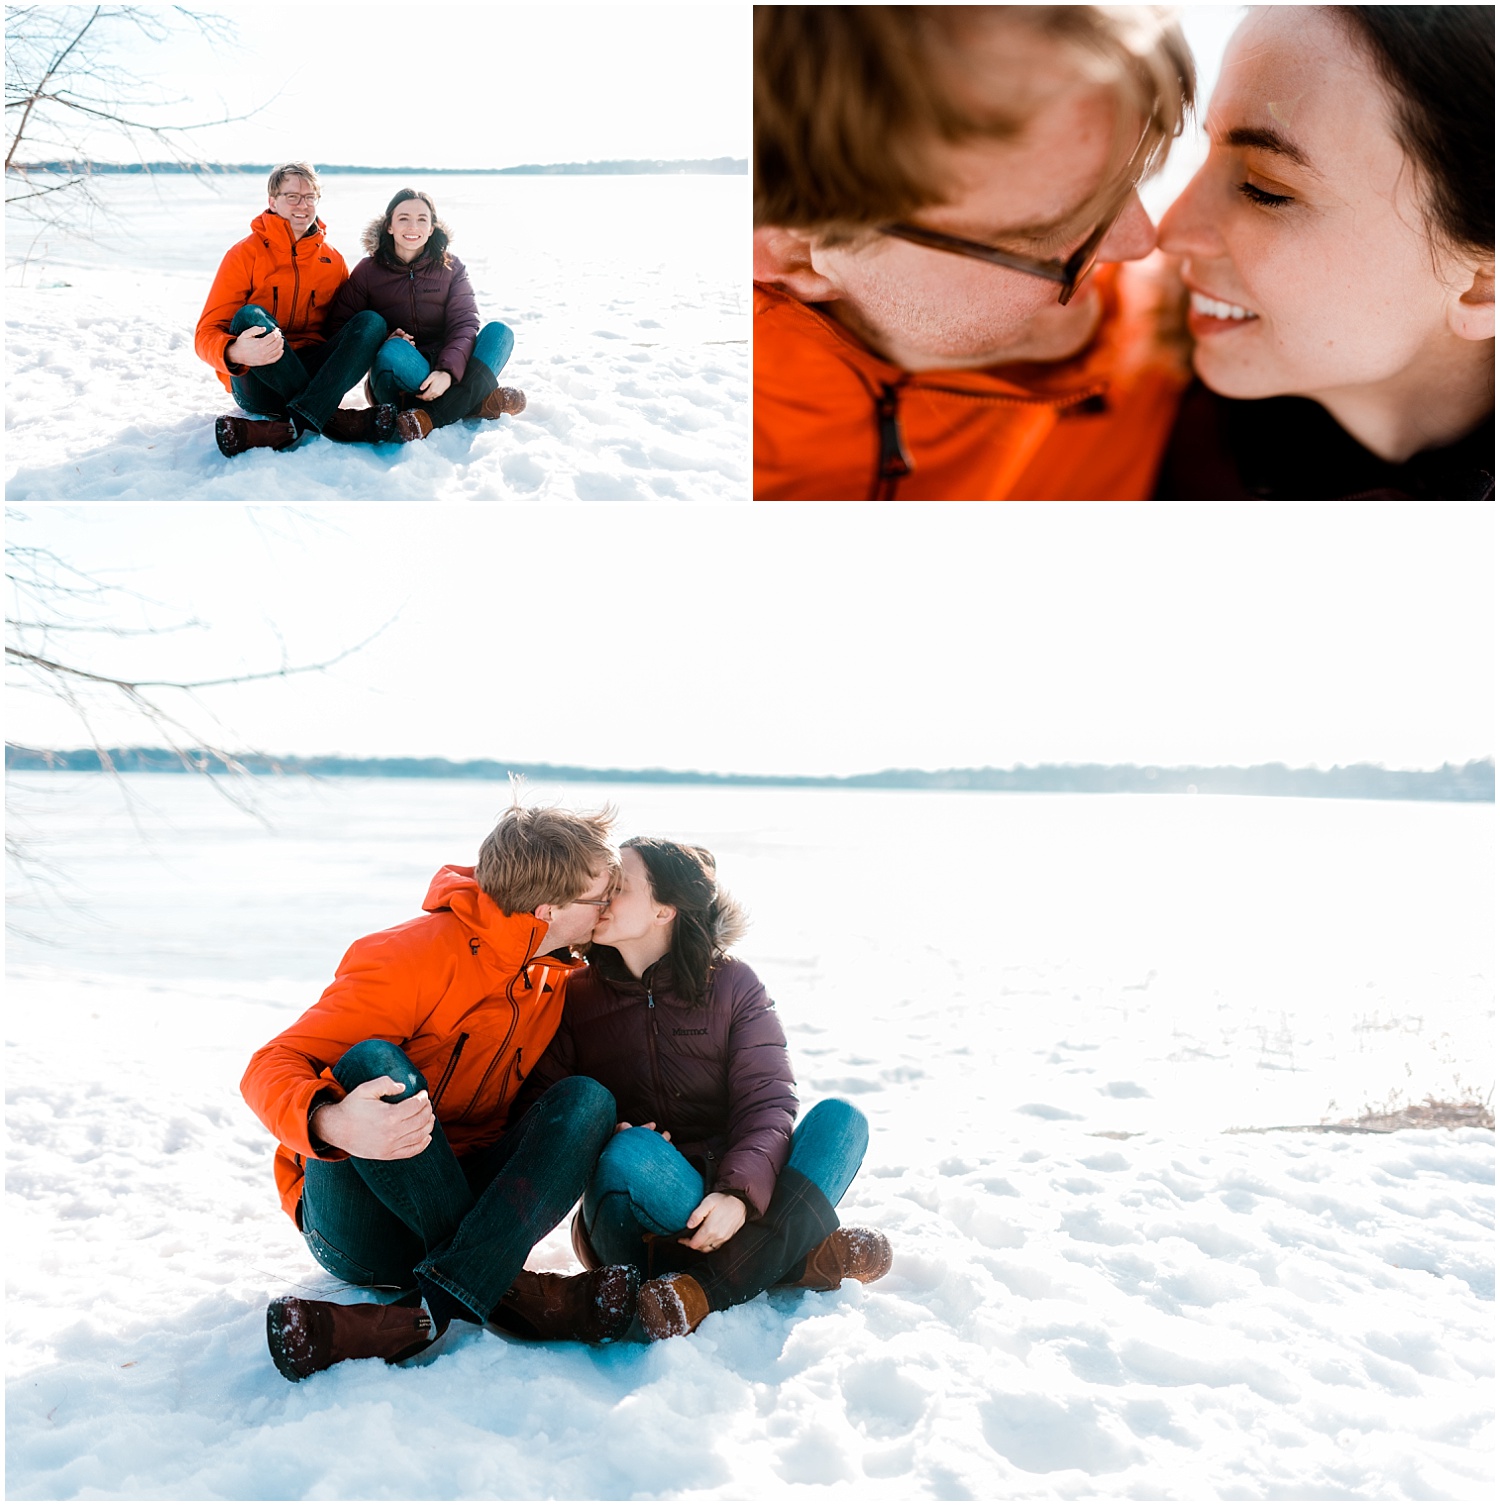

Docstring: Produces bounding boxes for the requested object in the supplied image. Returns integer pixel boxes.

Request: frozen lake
[4,172,748,501]
[6,773,1494,1498]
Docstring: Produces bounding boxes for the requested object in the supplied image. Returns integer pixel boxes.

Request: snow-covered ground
[4,174,747,501]
[6,774,1494,1499]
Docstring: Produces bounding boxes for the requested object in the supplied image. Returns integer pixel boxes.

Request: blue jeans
[582,1098,868,1270]
[227,305,387,433]
[368,320,514,413]
[300,1040,616,1319]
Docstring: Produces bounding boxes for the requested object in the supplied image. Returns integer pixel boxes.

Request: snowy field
[5,774,1494,1500]
[4,173,747,501]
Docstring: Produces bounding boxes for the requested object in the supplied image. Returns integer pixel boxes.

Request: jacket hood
[422,864,544,957]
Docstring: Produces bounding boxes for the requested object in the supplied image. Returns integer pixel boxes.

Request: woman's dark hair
[1341,7,1494,256]
[624,837,747,1005]
[361,187,453,267]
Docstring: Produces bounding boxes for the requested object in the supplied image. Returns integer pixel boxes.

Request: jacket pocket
[431,1032,469,1108]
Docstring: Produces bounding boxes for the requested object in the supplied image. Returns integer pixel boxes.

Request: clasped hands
[614,1120,746,1252]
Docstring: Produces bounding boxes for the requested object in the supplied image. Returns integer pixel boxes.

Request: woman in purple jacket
[513,838,892,1341]
[324,188,526,442]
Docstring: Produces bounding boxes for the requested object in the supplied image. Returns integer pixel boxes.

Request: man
[754,6,1196,500]
[241,802,634,1381]
[195,162,400,458]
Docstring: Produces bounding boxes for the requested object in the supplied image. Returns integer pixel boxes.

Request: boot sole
[266,1297,316,1383]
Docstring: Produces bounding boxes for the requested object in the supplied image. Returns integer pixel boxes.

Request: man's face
[269,176,318,236]
[809,28,1157,371]
[536,866,615,951]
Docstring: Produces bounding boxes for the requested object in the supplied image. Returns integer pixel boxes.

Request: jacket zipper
[431,1031,469,1107]
[290,227,303,336]
[271,285,280,322]
[645,989,668,1124]
[409,269,420,346]
[872,381,913,500]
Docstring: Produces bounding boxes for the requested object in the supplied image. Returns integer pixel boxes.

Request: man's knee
[230,303,277,333]
[333,1038,426,1097]
[342,309,387,345]
[535,1074,616,1138]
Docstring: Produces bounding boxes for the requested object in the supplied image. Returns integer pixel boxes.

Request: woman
[513,838,891,1341]
[324,188,527,443]
[1154,6,1493,499]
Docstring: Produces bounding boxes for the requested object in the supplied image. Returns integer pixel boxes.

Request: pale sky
[17,2,748,171]
[6,504,1493,776]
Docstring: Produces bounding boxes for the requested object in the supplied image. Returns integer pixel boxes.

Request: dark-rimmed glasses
[880,181,1137,306]
[878,131,1152,306]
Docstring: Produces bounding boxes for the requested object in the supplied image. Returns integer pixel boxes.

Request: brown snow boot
[394,408,434,443]
[489,1265,639,1343]
[471,385,527,419]
[787,1227,893,1291]
[637,1272,712,1340]
[321,404,396,444]
[265,1295,434,1382]
[215,415,296,457]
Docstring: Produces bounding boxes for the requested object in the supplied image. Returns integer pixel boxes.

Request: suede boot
[637,1272,712,1340]
[488,1265,639,1343]
[785,1227,893,1291]
[471,386,527,419]
[394,408,434,443]
[265,1295,434,1382]
[321,404,397,444]
[215,415,296,457]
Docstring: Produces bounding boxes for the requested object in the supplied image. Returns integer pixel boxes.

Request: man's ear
[754,226,842,303]
[533,903,553,924]
[1448,260,1495,342]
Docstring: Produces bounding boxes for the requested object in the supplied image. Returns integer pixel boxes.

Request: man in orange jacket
[754,6,1196,500]
[242,802,636,1381]
[195,161,392,458]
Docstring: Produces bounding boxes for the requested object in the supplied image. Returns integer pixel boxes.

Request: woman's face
[590,847,670,949]
[389,198,434,262]
[1157,6,1473,403]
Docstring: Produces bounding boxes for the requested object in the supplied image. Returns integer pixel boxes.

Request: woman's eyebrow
[1223,124,1321,176]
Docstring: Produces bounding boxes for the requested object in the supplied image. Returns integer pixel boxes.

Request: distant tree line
[10,157,748,177]
[5,747,1493,803]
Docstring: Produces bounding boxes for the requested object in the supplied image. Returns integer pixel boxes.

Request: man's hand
[680,1191,747,1252]
[311,1077,434,1160]
[227,325,284,367]
[614,1121,671,1140]
[418,370,451,400]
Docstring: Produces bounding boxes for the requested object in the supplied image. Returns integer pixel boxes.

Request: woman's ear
[655,903,678,928]
[754,226,843,302]
[1448,260,1495,342]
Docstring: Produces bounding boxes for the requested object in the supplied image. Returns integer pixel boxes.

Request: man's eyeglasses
[276,192,319,206]
[880,181,1138,306]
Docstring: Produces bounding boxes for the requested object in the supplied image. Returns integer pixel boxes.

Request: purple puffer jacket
[512,950,797,1218]
[325,246,480,382]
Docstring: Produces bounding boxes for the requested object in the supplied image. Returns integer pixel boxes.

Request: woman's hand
[614,1120,671,1140]
[418,370,451,400]
[680,1191,747,1252]
[389,329,418,345]
[311,1078,434,1160]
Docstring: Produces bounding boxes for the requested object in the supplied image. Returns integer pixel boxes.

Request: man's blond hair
[755,5,1195,238]
[475,801,618,916]
[267,161,322,199]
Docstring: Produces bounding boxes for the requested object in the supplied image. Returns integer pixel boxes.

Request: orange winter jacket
[241,866,583,1221]
[195,211,349,392]
[753,261,1188,500]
